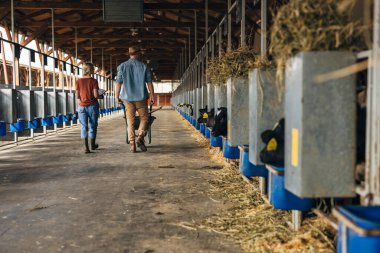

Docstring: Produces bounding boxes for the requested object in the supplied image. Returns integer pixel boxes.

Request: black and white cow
[211,107,227,137]
[197,106,215,127]
[259,118,285,167]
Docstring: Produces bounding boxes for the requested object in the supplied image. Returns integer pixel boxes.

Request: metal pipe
[261,0,267,56]
[227,0,232,52]
[41,52,45,91]
[90,39,93,63]
[368,0,380,204]
[52,8,56,91]
[205,0,208,85]
[241,0,246,47]
[188,27,191,65]
[218,24,222,57]
[101,48,104,89]
[184,41,187,68]
[11,0,16,89]
[194,10,197,55]
[28,50,32,90]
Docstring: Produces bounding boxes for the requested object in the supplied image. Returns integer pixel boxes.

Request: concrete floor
[0,110,242,253]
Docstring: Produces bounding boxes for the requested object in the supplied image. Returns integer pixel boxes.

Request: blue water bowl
[10,119,25,133]
[205,127,211,139]
[336,206,380,253]
[200,123,206,135]
[211,134,223,148]
[195,121,201,130]
[53,115,63,124]
[190,117,195,126]
[63,114,72,123]
[239,145,268,177]
[0,121,6,136]
[267,165,314,211]
[71,114,77,121]
[28,119,39,130]
[223,137,240,159]
[41,117,53,127]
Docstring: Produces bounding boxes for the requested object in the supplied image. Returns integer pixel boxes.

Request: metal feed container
[202,84,207,109]
[47,91,58,117]
[33,90,48,119]
[0,88,17,123]
[284,52,356,198]
[227,77,249,147]
[17,90,35,122]
[67,92,76,114]
[214,85,227,109]
[249,69,284,165]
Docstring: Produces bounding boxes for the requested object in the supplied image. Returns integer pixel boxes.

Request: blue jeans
[78,103,99,139]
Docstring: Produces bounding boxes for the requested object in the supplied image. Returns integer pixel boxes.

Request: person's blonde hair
[83,62,94,76]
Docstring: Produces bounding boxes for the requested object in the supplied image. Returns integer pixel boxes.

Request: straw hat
[129,46,141,55]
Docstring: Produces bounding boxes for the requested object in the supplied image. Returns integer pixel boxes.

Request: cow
[259,118,285,167]
[197,106,215,127]
[185,104,194,116]
[211,107,227,137]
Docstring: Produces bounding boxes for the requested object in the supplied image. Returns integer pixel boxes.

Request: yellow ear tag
[202,113,208,119]
[267,138,278,151]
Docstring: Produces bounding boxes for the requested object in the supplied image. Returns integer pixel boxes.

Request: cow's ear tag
[203,113,208,119]
[267,138,277,151]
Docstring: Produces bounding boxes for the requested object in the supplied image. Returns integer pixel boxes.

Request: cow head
[259,118,285,167]
[197,105,208,123]
[211,107,227,137]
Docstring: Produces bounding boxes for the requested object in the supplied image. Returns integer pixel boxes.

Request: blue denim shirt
[117,58,152,102]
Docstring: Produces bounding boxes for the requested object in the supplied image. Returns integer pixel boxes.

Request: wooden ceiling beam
[53,34,188,40]
[18,21,193,28]
[0,2,226,11]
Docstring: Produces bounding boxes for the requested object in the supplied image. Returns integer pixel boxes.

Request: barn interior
[0,1,379,253]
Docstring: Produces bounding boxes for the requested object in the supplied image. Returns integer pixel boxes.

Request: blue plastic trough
[239,145,268,177]
[205,127,211,139]
[223,137,240,159]
[0,121,6,136]
[267,165,314,211]
[28,119,39,129]
[335,205,380,253]
[10,119,25,133]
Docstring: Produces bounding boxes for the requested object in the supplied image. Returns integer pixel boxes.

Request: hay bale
[270,0,367,92]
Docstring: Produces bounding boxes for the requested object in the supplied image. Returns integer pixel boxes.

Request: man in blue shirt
[116,46,155,153]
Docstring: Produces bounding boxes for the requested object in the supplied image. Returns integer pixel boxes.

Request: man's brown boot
[130,142,136,153]
[136,136,147,152]
[84,138,91,154]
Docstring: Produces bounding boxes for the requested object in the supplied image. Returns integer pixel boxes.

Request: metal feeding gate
[227,77,249,147]
[249,69,283,165]
[214,85,227,109]
[284,52,356,198]
[103,0,143,22]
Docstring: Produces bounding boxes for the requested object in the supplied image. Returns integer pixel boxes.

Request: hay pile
[207,47,257,86]
[270,0,367,92]
[185,124,336,253]
[200,164,335,253]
